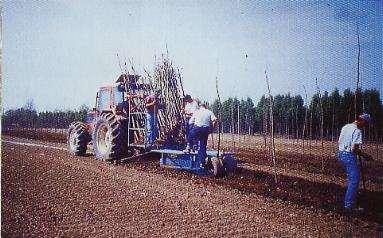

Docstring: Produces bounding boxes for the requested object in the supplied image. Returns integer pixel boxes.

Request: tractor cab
[95,85,125,113]
[92,74,143,114]
[83,84,126,132]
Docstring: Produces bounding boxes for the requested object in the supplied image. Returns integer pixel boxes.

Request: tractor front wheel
[67,121,90,156]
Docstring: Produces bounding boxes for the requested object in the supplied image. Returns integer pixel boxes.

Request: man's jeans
[185,120,194,147]
[185,117,191,135]
[146,112,158,145]
[188,126,210,166]
[338,151,360,209]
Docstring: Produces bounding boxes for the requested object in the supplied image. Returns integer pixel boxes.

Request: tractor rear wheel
[67,121,90,156]
[92,113,130,161]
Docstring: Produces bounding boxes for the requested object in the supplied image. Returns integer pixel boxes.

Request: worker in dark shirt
[145,90,161,145]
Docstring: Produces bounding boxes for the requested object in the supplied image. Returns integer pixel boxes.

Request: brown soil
[2,128,67,143]
[236,148,383,182]
[4,128,382,181]
[2,137,383,237]
[126,153,383,224]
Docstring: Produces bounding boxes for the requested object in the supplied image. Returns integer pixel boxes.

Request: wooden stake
[265,70,277,184]
[316,78,325,171]
[355,24,361,120]
[215,77,222,157]
[237,103,240,134]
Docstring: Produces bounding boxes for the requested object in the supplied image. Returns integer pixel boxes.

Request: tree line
[2,102,89,129]
[210,88,383,142]
[2,88,382,142]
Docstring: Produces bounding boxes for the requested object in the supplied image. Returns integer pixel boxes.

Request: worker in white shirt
[338,113,373,212]
[182,95,199,146]
[183,95,199,118]
[184,102,217,168]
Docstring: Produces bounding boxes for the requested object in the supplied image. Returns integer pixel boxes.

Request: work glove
[360,154,374,161]
[363,154,374,161]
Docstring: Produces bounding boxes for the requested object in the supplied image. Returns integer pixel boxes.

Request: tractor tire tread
[93,113,130,161]
[68,121,90,156]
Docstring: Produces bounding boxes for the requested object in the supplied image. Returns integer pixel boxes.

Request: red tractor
[67,74,149,161]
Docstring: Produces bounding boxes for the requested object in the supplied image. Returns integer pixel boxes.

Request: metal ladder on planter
[124,79,159,151]
[127,97,148,150]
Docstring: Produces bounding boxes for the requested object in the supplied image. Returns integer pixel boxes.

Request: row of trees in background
[210,88,383,142]
[2,102,89,129]
[2,88,382,142]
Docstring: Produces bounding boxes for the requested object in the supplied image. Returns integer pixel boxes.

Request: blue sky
[3,0,382,111]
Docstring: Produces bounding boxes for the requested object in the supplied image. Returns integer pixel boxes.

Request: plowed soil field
[2,134,383,237]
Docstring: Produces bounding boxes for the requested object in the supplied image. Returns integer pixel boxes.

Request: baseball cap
[184,94,192,101]
[358,113,372,124]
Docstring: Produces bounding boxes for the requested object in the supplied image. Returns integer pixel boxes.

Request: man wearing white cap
[338,113,373,212]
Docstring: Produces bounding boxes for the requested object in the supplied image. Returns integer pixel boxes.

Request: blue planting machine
[152,148,237,176]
